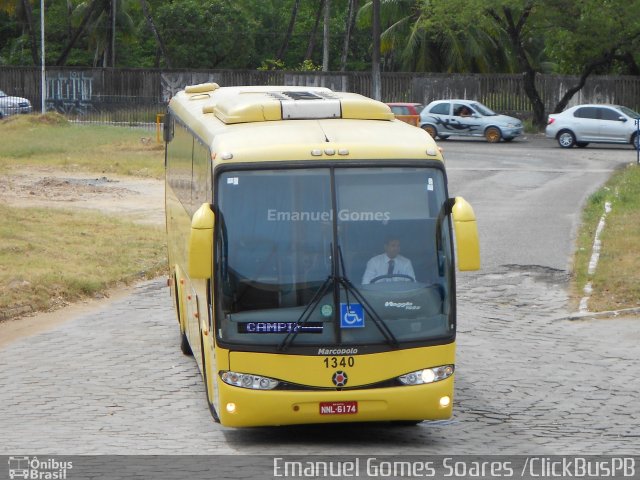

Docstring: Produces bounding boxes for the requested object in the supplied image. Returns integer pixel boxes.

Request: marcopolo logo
[8,457,73,480]
[384,301,421,311]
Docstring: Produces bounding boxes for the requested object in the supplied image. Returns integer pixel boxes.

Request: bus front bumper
[217,376,454,427]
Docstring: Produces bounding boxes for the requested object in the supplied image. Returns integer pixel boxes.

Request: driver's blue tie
[387,259,395,276]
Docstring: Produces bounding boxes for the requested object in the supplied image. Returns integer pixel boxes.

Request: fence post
[635,118,640,165]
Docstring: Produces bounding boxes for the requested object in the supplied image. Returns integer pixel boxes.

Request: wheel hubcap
[559,134,573,146]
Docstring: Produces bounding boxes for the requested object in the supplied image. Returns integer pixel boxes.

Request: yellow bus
[164,83,480,427]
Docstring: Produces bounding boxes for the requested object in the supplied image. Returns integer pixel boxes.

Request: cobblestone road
[1,138,639,457]
[1,271,638,455]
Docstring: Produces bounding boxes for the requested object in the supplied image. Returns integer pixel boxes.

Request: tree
[544,0,640,112]
[139,0,171,68]
[276,0,300,61]
[339,0,358,71]
[304,0,324,61]
[432,0,640,126]
[0,0,39,64]
[154,0,259,69]
[357,0,499,73]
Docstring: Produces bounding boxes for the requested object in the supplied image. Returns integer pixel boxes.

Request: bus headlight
[220,371,279,390]
[398,365,454,385]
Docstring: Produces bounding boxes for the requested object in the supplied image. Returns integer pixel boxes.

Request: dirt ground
[0,168,165,346]
[0,167,165,226]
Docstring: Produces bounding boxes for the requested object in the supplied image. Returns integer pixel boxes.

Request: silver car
[0,89,33,119]
[419,99,523,143]
[546,104,640,149]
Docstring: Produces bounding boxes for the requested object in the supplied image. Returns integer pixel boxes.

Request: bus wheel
[175,279,193,356]
[201,333,220,423]
[180,330,192,356]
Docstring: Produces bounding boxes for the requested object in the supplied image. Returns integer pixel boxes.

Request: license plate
[319,401,358,415]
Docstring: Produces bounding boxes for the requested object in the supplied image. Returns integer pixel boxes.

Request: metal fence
[1,66,639,125]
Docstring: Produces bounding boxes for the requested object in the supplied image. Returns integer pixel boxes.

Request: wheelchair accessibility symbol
[340,303,365,328]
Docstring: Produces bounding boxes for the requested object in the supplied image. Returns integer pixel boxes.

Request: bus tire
[201,332,220,423]
[180,330,192,356]
[175,279,193,356]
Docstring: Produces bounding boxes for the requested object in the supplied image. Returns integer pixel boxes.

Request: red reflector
[548,117,555,125]
[319,401,358,415]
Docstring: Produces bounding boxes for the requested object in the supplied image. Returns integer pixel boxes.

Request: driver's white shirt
[361,254,415,284]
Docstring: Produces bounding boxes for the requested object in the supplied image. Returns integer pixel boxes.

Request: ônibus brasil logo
[8,456,73,480]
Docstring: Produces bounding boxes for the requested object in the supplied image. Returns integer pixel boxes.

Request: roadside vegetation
[0,115,166,321]
[0,205,166,320]
[0,114,164,179]
[572,163,640,312]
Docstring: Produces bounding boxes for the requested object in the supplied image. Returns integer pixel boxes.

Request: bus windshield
[216,166,454,351]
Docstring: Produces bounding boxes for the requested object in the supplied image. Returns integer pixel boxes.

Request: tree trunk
[490,6,546,128]
[20,0,39,65]
[139,0,172,68]
[305,0,324,60]
[277,0,301,61]
[371,0,381,99]
[553,51,621,113]
[340,0,358,71]
[56,0,103,66]
[110,0,116,67]
[322,0,330,71]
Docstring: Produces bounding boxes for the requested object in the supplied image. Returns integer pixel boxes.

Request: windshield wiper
[335,246,399,348]
[278,245,399,351]
[277,274,333,352]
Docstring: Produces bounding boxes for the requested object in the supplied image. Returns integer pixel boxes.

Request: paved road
[1,136,639,456]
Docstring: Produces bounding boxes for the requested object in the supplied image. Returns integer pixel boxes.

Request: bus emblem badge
[332,371,348,387]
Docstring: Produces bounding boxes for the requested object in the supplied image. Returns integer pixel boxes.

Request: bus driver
[361,236,415,284]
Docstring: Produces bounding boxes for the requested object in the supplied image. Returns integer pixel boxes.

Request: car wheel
[485,127,501,143]
[576,142,589,148]
[422,124,437,139]
[632,133,639,150]
[557,130,576,148]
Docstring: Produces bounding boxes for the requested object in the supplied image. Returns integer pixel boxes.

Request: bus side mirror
[451,197,480,271]
[188,203,215,279]
[163,111,174,143]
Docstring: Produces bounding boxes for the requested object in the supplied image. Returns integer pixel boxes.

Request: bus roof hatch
[205,87,394,124]
[273,91,341,120]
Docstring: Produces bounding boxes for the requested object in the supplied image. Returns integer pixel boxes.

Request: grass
[0,113,165,178]
[0,204,166,320]
[572,163,640,312]
[0,114,167,322]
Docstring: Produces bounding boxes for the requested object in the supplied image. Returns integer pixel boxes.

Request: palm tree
[57,0,134,67]
[276,0,301,61]
[340,0,359,71]
[357,0,498,73]
[139,0,171,68]
[0,0,39,64]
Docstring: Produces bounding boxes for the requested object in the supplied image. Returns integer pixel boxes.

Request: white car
[419,99,523,142]
[0,90,33,118]
[546,104,640,149]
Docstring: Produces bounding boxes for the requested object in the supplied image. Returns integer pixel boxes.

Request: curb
[565,306,640,321]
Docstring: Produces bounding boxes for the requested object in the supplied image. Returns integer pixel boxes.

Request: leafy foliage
[0,0,638,79]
